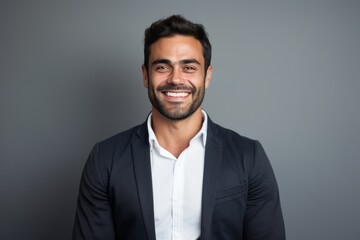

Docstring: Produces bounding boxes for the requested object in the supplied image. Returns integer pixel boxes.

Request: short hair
[144,15,212,72]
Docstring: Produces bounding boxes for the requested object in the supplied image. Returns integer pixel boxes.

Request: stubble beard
[147,81,205,121]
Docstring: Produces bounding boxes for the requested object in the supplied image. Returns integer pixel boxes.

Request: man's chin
[161,112,191,121]
[158,106,202,121]
[153,107,189,120]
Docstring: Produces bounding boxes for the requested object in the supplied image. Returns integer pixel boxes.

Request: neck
[151,108,203,158]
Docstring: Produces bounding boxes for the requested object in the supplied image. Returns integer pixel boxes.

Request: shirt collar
[147,109,208,150]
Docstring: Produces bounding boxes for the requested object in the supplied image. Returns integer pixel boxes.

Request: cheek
[150,73,169,84]
[189,74,206,85]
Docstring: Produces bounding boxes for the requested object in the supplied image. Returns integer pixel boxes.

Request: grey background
[1,1,359,239]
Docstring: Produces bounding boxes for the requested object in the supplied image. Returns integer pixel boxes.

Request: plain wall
[1,1,359,239]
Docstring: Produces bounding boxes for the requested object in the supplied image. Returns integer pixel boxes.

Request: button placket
[172,153,185,240]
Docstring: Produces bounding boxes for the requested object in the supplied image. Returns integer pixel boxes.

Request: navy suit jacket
[73,118,285,239]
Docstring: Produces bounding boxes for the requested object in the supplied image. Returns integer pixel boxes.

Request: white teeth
[165,92,189,97]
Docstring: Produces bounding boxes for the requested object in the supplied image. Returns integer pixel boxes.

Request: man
[73,15,285,240]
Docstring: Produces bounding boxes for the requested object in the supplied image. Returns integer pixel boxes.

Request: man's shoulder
[94,122,147,152]
[208,119,264,165]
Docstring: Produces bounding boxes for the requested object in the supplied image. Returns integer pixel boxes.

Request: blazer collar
[131,117,223,240]
[200,118,223,239]
[132,122,156,240]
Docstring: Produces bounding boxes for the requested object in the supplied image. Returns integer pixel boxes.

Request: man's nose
[167,68,184,85]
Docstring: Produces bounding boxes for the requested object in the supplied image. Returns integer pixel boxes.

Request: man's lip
[158,85,193,93]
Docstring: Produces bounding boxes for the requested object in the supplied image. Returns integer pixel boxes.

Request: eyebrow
[151,58,201,66]
[180,59,201,65]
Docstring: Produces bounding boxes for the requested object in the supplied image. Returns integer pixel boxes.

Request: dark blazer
[73,118,285,240]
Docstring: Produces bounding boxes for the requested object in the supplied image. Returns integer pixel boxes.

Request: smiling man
[73,15,285,240]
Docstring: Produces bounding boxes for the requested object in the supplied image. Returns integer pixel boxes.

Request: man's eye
[155,65,170,72]
[183,66,196,72]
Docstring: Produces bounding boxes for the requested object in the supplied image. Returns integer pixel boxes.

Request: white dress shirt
[147,110,208,240]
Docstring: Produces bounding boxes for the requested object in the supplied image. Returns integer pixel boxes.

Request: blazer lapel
[131,123,156,240]
[200,120,223,239]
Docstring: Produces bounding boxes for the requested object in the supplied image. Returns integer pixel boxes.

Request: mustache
[157,85,194,93]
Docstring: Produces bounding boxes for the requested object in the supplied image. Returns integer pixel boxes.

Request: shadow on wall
[2,59,147,240]
[59,61,148,238]
[77,60,148,139]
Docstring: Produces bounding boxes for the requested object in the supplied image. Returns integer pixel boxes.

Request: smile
[164,91,190,97]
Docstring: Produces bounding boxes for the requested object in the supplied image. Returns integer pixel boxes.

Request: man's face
[142,35,212,120]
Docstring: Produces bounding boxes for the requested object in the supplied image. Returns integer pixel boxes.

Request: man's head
[142,15,212,121]
[143,15,212,73]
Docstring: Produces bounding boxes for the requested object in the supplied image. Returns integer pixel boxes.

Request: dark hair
[144,15,212,72]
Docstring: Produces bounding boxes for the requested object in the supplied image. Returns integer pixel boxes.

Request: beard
[147,81,205,121]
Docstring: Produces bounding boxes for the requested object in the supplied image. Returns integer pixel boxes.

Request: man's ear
[205,65,213,88]
[142,65,148,88]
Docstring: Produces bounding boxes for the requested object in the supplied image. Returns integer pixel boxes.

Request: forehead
[149,35,204,63]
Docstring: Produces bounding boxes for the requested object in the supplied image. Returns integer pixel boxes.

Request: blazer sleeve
[72,143,116,240]
[243,141,286,240]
